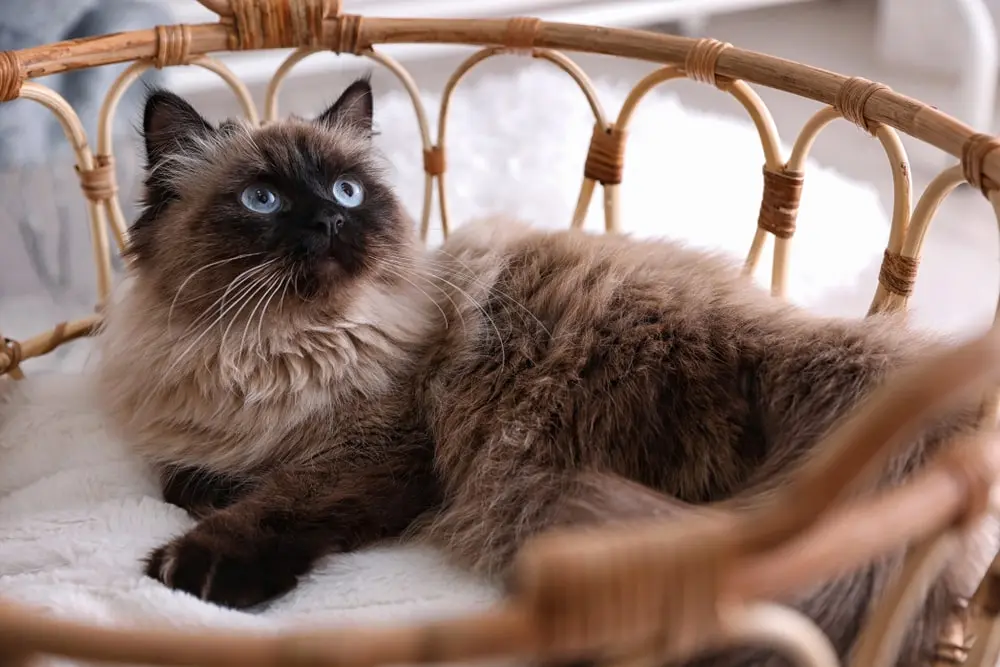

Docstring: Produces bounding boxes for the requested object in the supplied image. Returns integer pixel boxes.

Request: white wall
[877,0,1000,76]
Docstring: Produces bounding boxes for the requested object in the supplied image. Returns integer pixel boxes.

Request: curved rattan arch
[97,55,258,254]
[903,165,1000,333]
[890,164,1000,667]
[900,163,1000,424]
[265,46,436,239]
[725,603,840,667]
[195,0,233,15]
[785,106,913,315]
[608,601,840,667]
[436,46,608,238]
[967,554,1000,667]
[905,166,1000,283]
[18,81,114,303]
[611,65,790,295]
[3,4,1000,667]
[850,531,962,667]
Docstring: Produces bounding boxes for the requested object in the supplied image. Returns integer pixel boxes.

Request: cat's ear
[314,76,373,136]
[142,88,214,168]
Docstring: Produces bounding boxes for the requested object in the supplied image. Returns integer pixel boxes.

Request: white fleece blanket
[0,374,497,633]
[0,67,891,647]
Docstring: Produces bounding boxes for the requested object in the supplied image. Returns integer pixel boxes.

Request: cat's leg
[144,440,439,609]
[158,463,252,519]
[428,462,956,667]
[424,467,703,583]
[425,468,720,667]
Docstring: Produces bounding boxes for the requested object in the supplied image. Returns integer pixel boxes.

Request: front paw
[144,526,305,609]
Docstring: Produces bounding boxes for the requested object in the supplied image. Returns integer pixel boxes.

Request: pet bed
[3,1,1000,666]
[0,64,904,642]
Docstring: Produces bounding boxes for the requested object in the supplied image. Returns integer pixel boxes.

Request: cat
[94,77,994,667]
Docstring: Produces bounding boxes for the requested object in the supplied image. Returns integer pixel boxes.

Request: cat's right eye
[239,184,282,215]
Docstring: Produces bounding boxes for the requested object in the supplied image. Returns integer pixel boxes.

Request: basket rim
[1,13,998,190]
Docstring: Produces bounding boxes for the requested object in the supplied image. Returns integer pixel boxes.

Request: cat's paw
[144,525,303,609]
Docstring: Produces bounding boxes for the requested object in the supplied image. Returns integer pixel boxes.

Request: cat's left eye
[332,177,364,208]
[240,184,282,214]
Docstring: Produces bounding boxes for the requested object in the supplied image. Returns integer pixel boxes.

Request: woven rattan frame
[3,1,1000,665]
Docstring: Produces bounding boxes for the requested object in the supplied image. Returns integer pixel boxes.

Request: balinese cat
[95,77,992,666]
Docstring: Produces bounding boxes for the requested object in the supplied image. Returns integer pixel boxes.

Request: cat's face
[127,78,415,324]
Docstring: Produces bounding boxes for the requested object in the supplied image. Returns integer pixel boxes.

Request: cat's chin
[278,254,347,295]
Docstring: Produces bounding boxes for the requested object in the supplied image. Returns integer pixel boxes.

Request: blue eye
[332,177,364,208]
[239,184,282,214]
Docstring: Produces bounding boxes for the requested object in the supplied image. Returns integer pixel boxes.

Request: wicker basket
[3,1,1000,666]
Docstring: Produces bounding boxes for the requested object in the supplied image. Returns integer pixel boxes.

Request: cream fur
[95,261,437,474]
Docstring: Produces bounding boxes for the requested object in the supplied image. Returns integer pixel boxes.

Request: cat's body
[418,220,960,567]
[96,79,993,666]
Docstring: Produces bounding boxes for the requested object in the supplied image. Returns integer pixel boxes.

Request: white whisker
[433,249,553,339]
[219,273,281,361]
[399,255,546,338]
[407,262,506,368]
[256,273,291,362]
[185,260,277,334]
[379,258,467,333]
[168,252,264,328]
[380,265,451,330]
[166,265,277,375]
[239,273,284,352]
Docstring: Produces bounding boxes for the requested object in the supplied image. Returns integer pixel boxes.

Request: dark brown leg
[159,463,251,519]
[145,438,439,609]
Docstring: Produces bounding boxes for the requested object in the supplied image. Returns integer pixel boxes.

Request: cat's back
[431,216,926,369]
[422,219,955,502]
[423,220,782,497]
[430,217,770,336]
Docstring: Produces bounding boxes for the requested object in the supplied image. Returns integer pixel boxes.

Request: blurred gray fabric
[0,0,172,168]
[0,0,172,372]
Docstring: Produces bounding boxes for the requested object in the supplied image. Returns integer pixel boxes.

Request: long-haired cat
[96,78,993,666]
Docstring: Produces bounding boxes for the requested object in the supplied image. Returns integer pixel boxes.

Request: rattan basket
[4,1,1000,666]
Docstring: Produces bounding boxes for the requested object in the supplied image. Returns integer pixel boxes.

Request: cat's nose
[310,214,344,237]
[329,214,345,235]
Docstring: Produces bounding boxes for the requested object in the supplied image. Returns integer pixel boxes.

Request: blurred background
[3,0,1000,373]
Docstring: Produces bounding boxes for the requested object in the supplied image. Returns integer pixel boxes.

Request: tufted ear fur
[129,89,217,248]
[141,88,215,173]
[314,76,373,137]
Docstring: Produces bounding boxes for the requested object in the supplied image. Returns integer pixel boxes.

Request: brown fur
[416,219,995,666]
[95,81,994,666]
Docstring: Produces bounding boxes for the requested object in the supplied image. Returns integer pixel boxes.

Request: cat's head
[126,77,417,327]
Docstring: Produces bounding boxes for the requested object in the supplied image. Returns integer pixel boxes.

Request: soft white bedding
[0,374,498,633]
